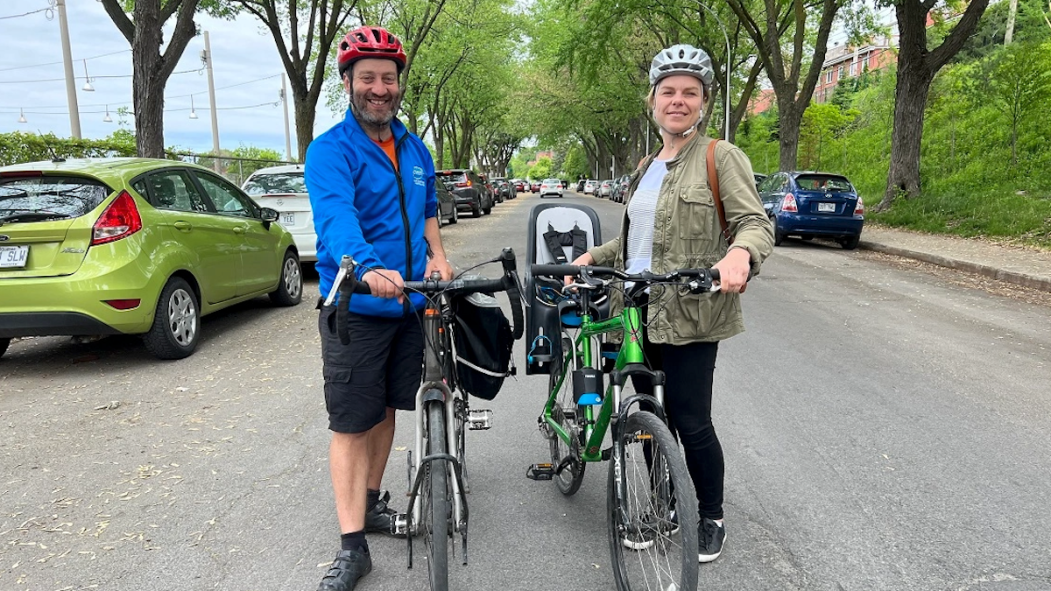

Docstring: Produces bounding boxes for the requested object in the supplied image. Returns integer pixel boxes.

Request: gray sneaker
[698,518,726,563]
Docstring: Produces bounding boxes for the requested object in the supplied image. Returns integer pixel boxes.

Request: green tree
[225,0,358,162]
[561,144,589,179]
[986,41,1051,165]
[798,103,854,170]
[530,156,553,179]
[99,0,232,158]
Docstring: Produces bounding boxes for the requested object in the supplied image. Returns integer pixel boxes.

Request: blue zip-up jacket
[305,109,438,317]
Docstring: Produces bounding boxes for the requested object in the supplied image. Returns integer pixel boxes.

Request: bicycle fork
[402,384,472,569]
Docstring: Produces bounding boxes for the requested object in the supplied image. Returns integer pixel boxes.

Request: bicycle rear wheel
[607,411,698,591]
[546,337,585,495]
[424,401,449,591]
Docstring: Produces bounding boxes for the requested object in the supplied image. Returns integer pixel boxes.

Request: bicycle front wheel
[424,401,449,591]
[607,411,698,591]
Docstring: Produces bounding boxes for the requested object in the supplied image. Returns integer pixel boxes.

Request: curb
[859,240,1051,294]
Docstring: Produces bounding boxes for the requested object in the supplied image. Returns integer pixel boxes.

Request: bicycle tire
[607,411,699,591]
[547,337,585,495]
[425,401,449,591]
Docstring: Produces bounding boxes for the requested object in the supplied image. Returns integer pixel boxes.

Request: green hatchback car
[0,158,302,360]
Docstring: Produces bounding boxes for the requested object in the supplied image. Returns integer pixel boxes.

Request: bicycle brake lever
[324,255,355,306]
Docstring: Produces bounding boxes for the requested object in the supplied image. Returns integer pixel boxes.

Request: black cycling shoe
[365,490,405,537]
[698,518,726,563]
[317,549,372,591]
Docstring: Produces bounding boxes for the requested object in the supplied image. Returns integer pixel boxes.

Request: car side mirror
[260,207,279,227]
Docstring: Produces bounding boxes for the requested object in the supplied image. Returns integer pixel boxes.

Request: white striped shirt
[625,160,669,276]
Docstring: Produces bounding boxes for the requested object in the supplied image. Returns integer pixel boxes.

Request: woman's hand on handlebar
[712,247,751,294]
[363,269,406,303]
[566,253,595,286]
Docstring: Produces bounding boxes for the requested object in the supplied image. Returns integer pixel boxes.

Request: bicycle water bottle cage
[572,367,603,405]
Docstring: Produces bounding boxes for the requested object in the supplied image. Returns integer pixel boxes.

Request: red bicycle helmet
[337,26,407,77]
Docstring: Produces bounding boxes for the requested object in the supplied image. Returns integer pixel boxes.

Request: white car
[540,178,564,198]
[242,164,316,262]
[583,180,599,195]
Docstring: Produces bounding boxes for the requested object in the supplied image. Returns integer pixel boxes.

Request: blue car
[758,171,864,249]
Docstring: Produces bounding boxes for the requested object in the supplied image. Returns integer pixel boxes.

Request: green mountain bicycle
[528,263,723,591]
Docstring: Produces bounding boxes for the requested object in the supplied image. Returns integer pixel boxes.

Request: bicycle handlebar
[328,247,525,346]
[530,264,721,284]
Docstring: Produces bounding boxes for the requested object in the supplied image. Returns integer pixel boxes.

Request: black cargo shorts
[318,304,424,433]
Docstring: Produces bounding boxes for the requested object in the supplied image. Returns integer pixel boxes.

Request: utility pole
[56,0,81,139]
[281,77,293,162]
[203,31,221,172]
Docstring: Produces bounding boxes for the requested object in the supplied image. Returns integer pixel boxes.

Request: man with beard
[305,25,453,591]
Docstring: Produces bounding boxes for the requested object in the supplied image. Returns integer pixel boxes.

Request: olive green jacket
[588,134,774,345]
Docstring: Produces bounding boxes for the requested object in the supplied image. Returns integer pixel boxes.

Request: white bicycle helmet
[649,44,715,89]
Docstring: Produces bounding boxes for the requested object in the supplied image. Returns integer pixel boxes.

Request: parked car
[241,164,316,263]
[0,157,302,360]
[479,174,500,204]
[530,180,541,193]
[492,178,515,201]
[753,173,767,191]
[611,174,631,203]
[539,178,564,198]
[758,171,864,249]
[436,182,458,226]
[598,180,613,198]
[436,169,492,217]
[576,179,585,192]
[583,179,599,195]
[513,179,527,192]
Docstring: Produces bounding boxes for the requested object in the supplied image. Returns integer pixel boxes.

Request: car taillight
[854,196,865,215]
[92,190,142,246]
[782,193,798,213]
[456,180,471,188]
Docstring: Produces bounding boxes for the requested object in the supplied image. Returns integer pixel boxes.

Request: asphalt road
[2,190,1050,591]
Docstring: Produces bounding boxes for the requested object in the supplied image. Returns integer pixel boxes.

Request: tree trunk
[777,97,803,172]
[294,94,319,163]
[880,65,932,208]
[1005,0,1019,45]
[131,21,164,158]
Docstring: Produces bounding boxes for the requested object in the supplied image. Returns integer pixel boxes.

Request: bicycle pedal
[526,463,555,481]
[392,513,409,537]
[467,409,493,430]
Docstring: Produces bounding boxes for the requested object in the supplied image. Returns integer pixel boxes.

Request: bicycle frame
[541,297,666,463]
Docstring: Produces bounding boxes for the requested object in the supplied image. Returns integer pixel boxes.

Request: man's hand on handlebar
[363,269,406,303]
[426,253,454,281]
[712,247,751,294]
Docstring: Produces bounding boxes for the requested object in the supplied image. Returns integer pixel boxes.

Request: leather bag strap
[706,139,734,245]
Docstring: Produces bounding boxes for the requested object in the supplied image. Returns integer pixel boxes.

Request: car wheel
[473,197,482,218]
[0,337,10,359]
[270,250,303,306]
[449,206,458,225]
[483,200,492,215]
[772,216,785,246]
[143,276,200,360]
[839,235,860,250]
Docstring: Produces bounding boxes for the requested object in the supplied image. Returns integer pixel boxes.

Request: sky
[0,0,346,159]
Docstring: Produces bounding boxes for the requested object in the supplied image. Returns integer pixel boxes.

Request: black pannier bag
[451,291,515,400]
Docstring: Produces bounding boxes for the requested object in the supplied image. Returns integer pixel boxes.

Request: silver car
[540,178,564,198]
[242,164,316,262]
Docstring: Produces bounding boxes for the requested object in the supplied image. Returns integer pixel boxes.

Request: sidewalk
[859,226,1051,293]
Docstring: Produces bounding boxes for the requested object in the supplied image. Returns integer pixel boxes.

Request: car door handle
[233,226,245,234]
[174,221,192,231]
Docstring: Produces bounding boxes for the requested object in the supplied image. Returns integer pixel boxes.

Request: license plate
[281,212,295,225]
[817,202,836,213]
[0,245,29,269]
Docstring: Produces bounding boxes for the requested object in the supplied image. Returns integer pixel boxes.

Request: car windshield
[796,175,853,192]
[0,176,111,218]
[436,172,467,186]
[544,179,559,184]
[242,172,307,196]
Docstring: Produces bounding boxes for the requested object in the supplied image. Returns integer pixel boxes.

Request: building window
[826,70,833,83]
[838,65,844,80]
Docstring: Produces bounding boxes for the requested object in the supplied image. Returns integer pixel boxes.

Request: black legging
[630,304,724,521]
